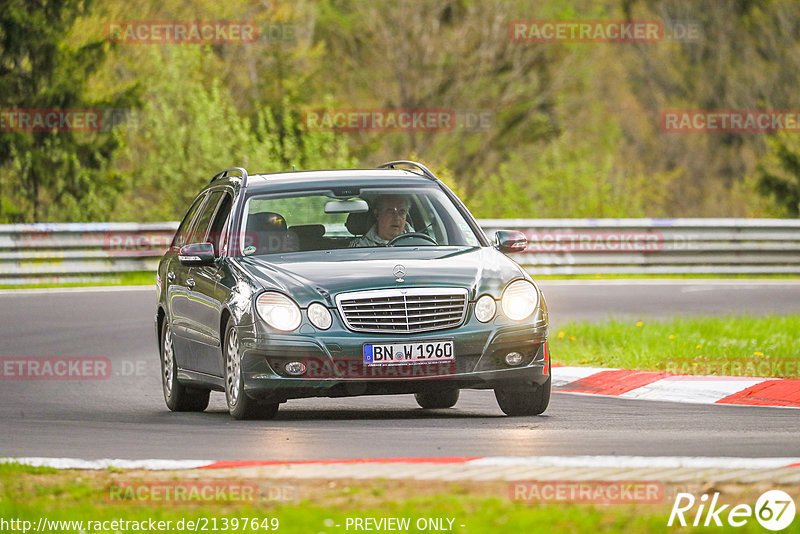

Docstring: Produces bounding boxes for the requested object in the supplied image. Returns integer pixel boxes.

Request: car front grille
[335,288,469,333]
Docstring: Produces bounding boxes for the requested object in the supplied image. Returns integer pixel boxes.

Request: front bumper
[236,310,549,402]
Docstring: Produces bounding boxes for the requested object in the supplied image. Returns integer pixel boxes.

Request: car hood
[236,246,528,306]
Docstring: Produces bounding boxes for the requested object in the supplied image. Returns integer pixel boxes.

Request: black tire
[224,317,279,420]
[160,318,210,412]
[494,376,551,416]
[414,389,460,409]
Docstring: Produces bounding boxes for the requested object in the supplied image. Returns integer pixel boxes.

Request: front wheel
[494,376,551,416]
[224,318,279,420]
[160,318,210,412]
[415,389,459,409]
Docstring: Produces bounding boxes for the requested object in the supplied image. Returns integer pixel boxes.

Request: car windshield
[239,186,482,255]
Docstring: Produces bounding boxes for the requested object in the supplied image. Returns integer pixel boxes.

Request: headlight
[307,302,332,330]
[256,292,302,331]
[474,295,496,322]
[501,280,539,321]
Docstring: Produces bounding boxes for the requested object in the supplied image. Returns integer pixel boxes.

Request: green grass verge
[0,464,779,533]
[0,271,154,289]
[0,462,58,475]
[550,315,800,378]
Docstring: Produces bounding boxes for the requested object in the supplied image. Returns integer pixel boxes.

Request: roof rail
[210,167,249,188]
[377,160,437,181]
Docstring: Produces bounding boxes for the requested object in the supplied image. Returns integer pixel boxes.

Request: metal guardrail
[1,219,799,284]
[0,222,178,284]
[480,218,800,275]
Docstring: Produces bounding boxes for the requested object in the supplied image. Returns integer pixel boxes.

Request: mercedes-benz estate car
[156,161,551,419]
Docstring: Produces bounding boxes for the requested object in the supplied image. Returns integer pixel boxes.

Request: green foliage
[755,133,800,217]
[110,47,354,221]
[3,0,800,222]
[466,119,680,218]
[0,0,138,222]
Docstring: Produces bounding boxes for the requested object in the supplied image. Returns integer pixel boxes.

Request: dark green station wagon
[156,161,551,419]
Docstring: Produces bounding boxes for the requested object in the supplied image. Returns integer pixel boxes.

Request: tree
[110,46,355,221]
[756,133,800,217]
[314,0,564,196]
[0,0,138,222]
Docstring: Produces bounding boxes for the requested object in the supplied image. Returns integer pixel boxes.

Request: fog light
[505,352,524,366]
[284,361,306,376]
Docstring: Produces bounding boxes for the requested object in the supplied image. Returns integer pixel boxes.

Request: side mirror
[178,242,216,266]
[494,230,527,253]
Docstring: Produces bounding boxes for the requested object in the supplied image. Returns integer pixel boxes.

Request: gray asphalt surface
[1,281,799,461]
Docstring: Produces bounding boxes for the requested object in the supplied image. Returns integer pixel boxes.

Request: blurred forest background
[1,0,800,223]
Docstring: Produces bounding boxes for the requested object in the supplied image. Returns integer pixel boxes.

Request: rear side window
[171,194,206,249]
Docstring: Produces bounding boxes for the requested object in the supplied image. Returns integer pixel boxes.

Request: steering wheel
[387,232,437,246]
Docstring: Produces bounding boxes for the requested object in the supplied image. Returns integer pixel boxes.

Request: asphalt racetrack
[1,280,799,461]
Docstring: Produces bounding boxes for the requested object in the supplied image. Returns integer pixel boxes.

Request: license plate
[363,340,454,366]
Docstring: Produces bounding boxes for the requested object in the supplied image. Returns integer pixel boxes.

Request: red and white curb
[553,366,800,408]
[2,456,799,484]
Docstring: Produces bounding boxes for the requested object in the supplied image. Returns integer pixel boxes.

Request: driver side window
[208,192,233,256]
[188,191,225,246]
[172,194,207,249]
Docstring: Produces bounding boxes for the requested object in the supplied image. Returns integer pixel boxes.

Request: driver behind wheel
[349,194,413,247]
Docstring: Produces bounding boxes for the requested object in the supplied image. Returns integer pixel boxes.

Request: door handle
[167,271,176,282]
[186,278,195,289]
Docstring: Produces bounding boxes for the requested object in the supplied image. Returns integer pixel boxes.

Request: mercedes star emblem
[393,264,406,282]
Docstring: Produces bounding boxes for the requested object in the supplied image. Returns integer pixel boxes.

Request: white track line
[467,456,800,470]
[2,456,798,471]
[552,366,798,409]
[0,457,211,470]
[619,376,770,404]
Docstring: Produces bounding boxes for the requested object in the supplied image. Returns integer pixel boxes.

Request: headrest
[247,212,287,233]
[345,211,373,236]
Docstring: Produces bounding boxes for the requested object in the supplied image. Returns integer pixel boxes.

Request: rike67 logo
[669,490,795,530]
